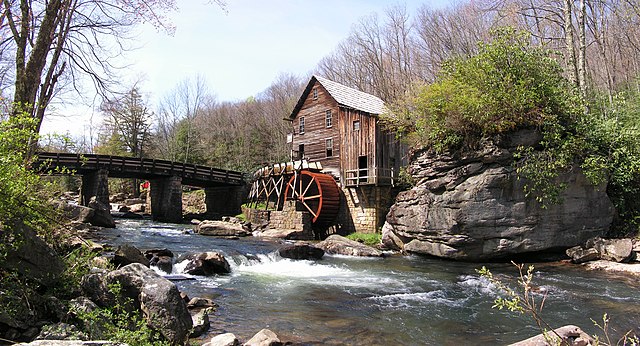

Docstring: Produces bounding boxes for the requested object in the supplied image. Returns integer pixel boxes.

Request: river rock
[204,333,239,346]
[82,263,192,345]
[566,246,600,264]
[55,201,95,224]
[277,244,324,260]
[316,235,383,257]
[243,329,281,346]
[113,244,149,268]
[180,252,231,275]
[88,198,116,228]
[196,220,250,237]
[188,297,217,309]
[383,134,614,261]
[145,249,174,274]
[588,237,633,263]
[190,308,212,338]
[509,325,593,346]
[255,228,314,240]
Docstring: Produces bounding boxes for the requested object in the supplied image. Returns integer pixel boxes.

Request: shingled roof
[290,75,385,118]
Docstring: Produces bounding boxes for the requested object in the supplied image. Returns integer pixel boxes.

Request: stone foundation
[336,186,399,234]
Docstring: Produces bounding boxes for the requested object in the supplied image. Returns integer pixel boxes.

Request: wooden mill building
[286,75,406,233]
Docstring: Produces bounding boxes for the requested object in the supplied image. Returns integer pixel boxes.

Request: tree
[99,85,152,158]
[0,0,225,156]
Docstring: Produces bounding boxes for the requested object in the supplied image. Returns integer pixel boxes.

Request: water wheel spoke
[301,201,318,218]
[302,177,315,197]
[287,180,298,198]
[304,194,321,200]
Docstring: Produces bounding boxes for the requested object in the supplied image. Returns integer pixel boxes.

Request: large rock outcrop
[383,132,614,261]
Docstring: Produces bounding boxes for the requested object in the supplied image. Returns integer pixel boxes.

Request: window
[299,116,305,134]
[353,120,360,131]
[325,138,333,157]
[313,88,318,100]
[298,144,305,160]
[325,110,332,128]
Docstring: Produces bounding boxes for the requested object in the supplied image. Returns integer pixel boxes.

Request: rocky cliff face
[383,131,615,261]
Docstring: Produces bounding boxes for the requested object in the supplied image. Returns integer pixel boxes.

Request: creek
[98,219,640,345]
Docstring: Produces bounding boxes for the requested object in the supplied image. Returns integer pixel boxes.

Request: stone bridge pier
[204,186,246,218]
[81,169,110,206]
[149,176,183,223]
[80,172,245,224]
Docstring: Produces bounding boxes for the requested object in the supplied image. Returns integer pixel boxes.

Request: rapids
[97,219,640,345]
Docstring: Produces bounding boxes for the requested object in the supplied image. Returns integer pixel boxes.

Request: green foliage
[579,92,640,235]
[0,113,58,251]
[385,27,581,152]
[71,282,170,346]
[346,232,382,247]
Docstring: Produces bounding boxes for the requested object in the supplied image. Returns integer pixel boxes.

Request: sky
[41,0,452,137]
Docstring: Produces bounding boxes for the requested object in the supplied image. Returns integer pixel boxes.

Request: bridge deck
[35,152,244,187]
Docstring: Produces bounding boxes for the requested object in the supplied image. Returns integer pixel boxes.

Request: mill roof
[290,75,385,118]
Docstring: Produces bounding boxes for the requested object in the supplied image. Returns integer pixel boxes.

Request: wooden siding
[290,81,341,175]
[339,108,377,177]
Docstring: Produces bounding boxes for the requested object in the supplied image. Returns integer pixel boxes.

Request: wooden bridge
[35,152,246,223]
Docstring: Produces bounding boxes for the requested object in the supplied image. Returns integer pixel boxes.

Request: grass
[346,232,381,247]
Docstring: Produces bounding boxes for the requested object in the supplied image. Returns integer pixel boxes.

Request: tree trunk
[564,0,578,88]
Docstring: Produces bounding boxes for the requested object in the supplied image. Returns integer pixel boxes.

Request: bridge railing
[35,152,244,185]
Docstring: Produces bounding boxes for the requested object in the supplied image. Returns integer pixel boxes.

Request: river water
[98,219,640,345]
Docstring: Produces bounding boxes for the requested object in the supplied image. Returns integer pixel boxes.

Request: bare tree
[153,74,214,163]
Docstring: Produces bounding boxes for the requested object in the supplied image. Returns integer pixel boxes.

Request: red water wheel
[285,170,341,226]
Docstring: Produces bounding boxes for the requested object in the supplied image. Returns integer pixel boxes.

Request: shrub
[385,27,582,153]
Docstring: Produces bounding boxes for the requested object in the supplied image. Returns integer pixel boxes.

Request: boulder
[81,263,192,345]
[566,246,599,264]
[187,297,217,310]
[196,220,250,237]
[1,220,65,286]
[509,325,594,346]
[204,333,239,346]
[383,134,614,261]
[145,249,174,274]
[88,198,116,228]
[588,237,633,263]
[55,201,95,224]
[381,222,406,251]
[35,323,88,341]
[113,244,149,268]
[179,252,231,275]
[243,329,281,346]
[277,244,324,260]
[128,203,146,213]
[316,235,383,257]
[189,308,212,338]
